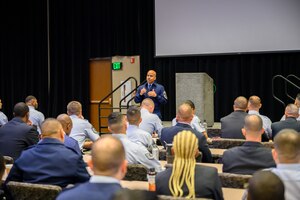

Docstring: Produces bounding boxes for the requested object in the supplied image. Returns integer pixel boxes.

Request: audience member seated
[161,102,212,163]
[57,136,126,200]
[109,112,161,172]
[247,95,272,141]
[126,106,153,148]
[139,98,164,137]
[0,102,39,160]
[5,118,90,187]
[57,113,81,155]
[172,100,210,142]
[25,95,45,134]
[222,114,275,175]
[0,99,8,126]
[156,130,223,200]
[270,129,300,200]
[280,93,300,121]
[246,170,285,200]
[221,96,248,139]
[271,104,300,140]
[67,101,99,150]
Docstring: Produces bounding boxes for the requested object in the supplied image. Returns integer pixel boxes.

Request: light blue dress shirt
[270,164,300,200]
[112,134,162,172]
[28,106,45,134]
[0,111,8,126]
[90,175,120,184]
[139,108,164,137]
[248,110,272,137]
[126,124,153,148]
[69,115,99,149]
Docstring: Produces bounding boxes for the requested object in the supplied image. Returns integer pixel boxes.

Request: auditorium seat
[123,164,148,181]
[218,173,252,189]
[6,181,62,200]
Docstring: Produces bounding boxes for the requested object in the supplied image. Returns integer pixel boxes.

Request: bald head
[141,98,155,113]
[242,115,263,141]
[234,96,248,111]
[41,118,64,142]
[126,106,141,125]
[146,70,157,84]
[92,135,126,178]
[57,114,73,135]
[285,103,299,118]
[248,96,262,111]
[273,129,300,163]
[176,103,193,123]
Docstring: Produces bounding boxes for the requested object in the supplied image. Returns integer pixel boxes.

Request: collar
[127,124,139,130]
[112,133,127,139]
[28,105,36,110]
[277,163,300,170]
[39,138,64,145]
[141,108,150,114]
[242,141,263,147]
[90,175,120,184]
[12,117,26,124]
[70,115,79,119]
[234,110,246,113]
[176,122,192,128]
[248,110,260,115]
[285,117,297,121]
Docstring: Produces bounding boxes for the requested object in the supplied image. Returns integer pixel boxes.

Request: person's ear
[272,149,279,164]
[260,128,265,135]
[121,160,128,176]
[108,126,112,133]
[242,128,246,137]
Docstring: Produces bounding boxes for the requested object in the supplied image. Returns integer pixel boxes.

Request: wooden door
[89,58,112,133]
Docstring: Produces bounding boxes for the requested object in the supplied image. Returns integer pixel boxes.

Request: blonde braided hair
[168,130,198,198]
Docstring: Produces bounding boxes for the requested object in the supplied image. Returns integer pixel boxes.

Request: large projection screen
[155,0,300,57]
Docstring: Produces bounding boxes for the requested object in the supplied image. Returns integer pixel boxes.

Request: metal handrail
[272,75,300,109]
[98,77,138,132]
[285,74,300,101]
[119,80,147,110]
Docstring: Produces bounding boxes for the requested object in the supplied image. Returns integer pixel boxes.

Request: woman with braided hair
[156,130,223,199]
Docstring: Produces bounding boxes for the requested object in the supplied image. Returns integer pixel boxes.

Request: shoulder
[57,183,91,199]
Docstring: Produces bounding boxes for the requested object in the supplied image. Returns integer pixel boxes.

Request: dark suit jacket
[156,165,223,200]
[271,117,300,140]
[0,117,39,160]
[160,123,212,163]
[5,138,90,187]
[221,110,248,139]
[222,141,276,175]
[56,182,121,200]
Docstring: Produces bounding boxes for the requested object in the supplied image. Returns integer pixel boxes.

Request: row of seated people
[0,126,296,200]
[221,94,300,141]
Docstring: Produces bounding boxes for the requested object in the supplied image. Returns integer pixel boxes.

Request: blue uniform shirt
[134,82,167,119]
[28,106,45,134]
[0,111,8,126]
[112,134,162,172]
[140,108,164,137]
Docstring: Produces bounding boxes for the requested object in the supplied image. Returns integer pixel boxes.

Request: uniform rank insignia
[163,91,168,99]
[145,153,154,160]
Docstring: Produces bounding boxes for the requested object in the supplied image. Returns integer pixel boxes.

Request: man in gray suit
[271,104,300,140]
[222,114,276,175]
[221,96,248,139]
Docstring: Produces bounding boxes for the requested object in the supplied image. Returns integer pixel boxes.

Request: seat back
[6,181,62,200]
[218,172,252,189]
[158,195,212,200]
[123,164,148,181]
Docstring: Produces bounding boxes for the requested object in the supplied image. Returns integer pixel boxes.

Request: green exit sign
[112,62,122,70]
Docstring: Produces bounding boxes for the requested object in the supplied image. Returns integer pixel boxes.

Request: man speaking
[134,70,167,119]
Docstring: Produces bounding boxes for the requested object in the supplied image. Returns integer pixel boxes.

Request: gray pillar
[176,73,214,126]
